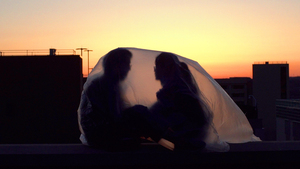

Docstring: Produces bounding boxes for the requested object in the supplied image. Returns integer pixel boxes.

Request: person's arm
[173,93,206,125]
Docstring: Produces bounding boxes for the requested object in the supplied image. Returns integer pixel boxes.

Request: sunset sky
[1,0,300,78]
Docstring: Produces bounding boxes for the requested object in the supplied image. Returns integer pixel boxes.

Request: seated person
[79,48,169,151]
[150,52,211,151]
[79,48,139,151]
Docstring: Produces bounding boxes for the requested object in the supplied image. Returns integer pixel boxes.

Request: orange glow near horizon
[1,1,300,78]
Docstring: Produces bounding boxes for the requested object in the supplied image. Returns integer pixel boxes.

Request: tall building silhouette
[0,49,82,143]
[253,61,289,140]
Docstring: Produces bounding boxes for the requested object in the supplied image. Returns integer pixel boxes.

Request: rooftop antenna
[76,47,87,57]
[76,47,88,76]
[85,49,93,75]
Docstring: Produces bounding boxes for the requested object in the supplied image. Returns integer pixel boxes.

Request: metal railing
[254,61,288,65]
[0,49,76,56]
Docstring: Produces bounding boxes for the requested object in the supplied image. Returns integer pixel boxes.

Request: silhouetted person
[150,52,210,151]
[79,48,168,151]
[79,48,138,151]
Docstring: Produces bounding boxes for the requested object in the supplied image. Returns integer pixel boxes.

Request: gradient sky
[1,0,300,78]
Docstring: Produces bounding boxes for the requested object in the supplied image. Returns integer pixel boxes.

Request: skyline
[1,0,300,78]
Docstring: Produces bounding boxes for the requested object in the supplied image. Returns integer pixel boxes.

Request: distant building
[289,77,300,99]
[253,61,289,141]
[215,77,257,118]
[215,77,252,106]
[0,49,83,143]
[276,99,300,141]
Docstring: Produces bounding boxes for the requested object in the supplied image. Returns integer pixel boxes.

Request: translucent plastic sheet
[78,48,260,152]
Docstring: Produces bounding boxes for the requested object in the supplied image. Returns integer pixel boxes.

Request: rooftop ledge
[1,141,300,168]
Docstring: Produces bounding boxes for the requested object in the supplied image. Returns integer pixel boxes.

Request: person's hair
[180,62,198,94]
[155,52,180,80]
[102,48,132,77]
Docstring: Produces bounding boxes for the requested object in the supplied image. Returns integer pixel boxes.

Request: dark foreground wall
[0,55,82,143]
[1,142,300,168]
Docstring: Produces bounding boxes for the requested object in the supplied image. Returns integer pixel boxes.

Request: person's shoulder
[86,77,105,95]
[89,76,105,87]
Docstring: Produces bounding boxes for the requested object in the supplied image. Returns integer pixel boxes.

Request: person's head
[154,52,180,82]
[102,48,132,81]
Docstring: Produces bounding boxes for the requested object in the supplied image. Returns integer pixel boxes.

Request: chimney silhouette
[50,48,56,56]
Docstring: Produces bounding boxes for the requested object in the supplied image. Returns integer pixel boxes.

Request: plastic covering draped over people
[78,49,175,151]
[78,47,260,152]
